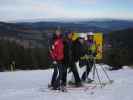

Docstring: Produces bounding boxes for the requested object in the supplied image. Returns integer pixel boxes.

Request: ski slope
[0,65,133,100]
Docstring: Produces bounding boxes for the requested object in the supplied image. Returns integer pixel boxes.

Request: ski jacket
[50,36,64,62]
[64,39,73,64]
[87,39,96,54]
[72,39,87,62]
[64,38,87,64]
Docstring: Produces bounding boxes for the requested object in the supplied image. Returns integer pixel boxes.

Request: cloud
[0,0,92,20]
[0,0,133,21]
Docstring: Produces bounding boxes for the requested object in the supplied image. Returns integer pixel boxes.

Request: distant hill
[16,19,133,33]
[0,19,133,48]
[0,22,45,48]
[0,22,41,37]
[1,19,133,34]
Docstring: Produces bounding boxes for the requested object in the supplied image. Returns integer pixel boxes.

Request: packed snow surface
[0,65,133,100]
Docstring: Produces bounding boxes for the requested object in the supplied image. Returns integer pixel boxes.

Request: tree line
[103,28,133,69]
[0,39,50,71]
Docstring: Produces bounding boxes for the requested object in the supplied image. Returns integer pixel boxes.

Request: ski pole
[94,63,103,88]
[99,64,112,83]
[85,60,88,81]
[92,59,96,80]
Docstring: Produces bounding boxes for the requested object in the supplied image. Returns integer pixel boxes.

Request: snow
[0,65,133,100]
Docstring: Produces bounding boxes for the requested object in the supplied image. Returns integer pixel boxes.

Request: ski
[66,85,97,91]
[39,87,67,93]
[46,84,68,92]
[85,80,114,87]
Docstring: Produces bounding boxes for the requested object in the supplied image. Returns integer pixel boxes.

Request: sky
[0,0,133,21]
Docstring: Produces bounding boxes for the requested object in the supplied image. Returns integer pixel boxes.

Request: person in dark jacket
[64,32,82,87]
[73,37,87,62]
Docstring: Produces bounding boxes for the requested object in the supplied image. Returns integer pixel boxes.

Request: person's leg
[81,61,90,81]
[51,65,58,87]
[81,60,94,81]
[54,63,64,89]
[61,64,67,86]
[82,70,88,81]
[88,60,94,75]
[71,62,82,86]
[86,60,94,82]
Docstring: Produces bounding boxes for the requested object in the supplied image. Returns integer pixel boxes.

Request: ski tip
[109,80,114,84]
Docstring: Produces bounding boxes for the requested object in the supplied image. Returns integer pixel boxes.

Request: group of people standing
[49,30,97,91]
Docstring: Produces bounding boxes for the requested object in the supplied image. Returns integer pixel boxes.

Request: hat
[72,33,79,41]
[79,33,87,39]
[64,31,71,36]
[87,32,94,35]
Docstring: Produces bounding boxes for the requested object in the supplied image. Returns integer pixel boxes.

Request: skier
[64,32,82,87]
[73,33,88,66]
[49,30,66,90]
[81,32,97,83]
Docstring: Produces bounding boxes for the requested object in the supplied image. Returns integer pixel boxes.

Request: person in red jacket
[50,30,66,91]
[50,31,64,62]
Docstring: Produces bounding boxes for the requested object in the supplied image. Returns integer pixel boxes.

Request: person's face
[88,35,93,40]
[68,33,73,40]
[56,30,61,37]
[79,38,84,44]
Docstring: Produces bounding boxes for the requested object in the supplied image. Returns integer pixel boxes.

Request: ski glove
[53,61,57,65]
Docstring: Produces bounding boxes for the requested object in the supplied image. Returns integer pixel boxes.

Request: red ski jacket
[50,37,64,62]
